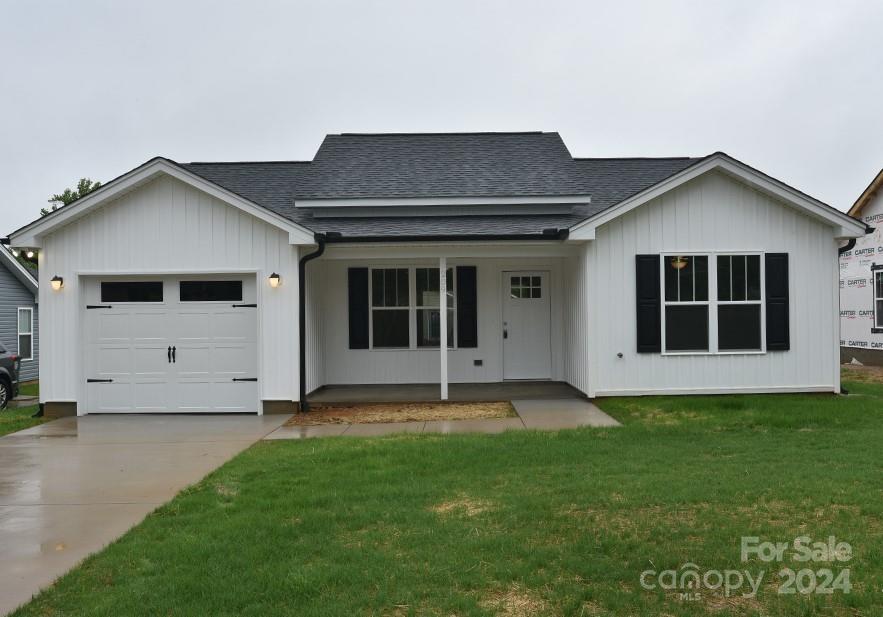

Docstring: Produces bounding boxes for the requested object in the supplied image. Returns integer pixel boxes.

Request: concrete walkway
[0,414,287,616]
[264,398,619,440]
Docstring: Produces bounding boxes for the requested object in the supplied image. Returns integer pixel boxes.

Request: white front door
[84,276,258,413]
[502,271,552,380]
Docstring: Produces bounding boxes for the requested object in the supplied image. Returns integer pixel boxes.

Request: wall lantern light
[11,249,19,257]
[669,256,689,270]
[268,272,281,288]
[50,276,64,291]
[25,250,35,259]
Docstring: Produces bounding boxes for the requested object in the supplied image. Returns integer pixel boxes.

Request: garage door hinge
[86,305,113,309]
[87,378,114,383]
[232,303,257,308]
[232,377,258,382]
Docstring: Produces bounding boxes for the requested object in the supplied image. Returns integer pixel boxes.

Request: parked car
[0,341,21,409]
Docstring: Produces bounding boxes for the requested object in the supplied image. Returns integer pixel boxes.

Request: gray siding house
[0,246,38,381]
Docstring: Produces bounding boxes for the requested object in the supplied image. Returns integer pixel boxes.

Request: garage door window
[180,280,243,302]
[101,281,163,303]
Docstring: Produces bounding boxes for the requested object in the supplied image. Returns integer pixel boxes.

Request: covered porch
[302,240,590,405]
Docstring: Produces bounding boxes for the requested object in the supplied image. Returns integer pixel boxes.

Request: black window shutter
[456,266,478,348]
[765,253,790,351]
[347,268,369,349]
[635,255,661,353]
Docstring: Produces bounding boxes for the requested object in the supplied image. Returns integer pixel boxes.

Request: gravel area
[286,401,516,426]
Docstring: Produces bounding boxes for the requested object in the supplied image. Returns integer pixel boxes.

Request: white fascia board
[322,241,579,260]
[0,245,38,295]
[568,154,867,240]
[10,158,315,247]
[295,194,592,208]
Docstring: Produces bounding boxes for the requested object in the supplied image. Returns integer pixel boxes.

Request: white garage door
[84,276,259,413]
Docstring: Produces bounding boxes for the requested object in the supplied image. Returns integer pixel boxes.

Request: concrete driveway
[0,414,288,616]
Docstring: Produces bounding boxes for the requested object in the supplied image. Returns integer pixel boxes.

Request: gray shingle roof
[181,132,701,239]
[294,132,594,199]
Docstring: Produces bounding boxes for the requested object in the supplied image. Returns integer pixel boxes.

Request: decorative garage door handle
[87,378,114,383]
[167,346,172,363]
[167,346,177,363]
[232,378,257,382]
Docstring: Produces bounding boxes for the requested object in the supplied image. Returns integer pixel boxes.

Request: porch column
[439,256,448,400]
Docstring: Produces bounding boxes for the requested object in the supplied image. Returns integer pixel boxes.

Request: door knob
[503,329,508,339]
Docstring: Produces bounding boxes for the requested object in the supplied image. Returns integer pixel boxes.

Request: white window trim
[17,307,34,361]
[368,266,458,351]
[873,268,883,331]
[660,252,766,356]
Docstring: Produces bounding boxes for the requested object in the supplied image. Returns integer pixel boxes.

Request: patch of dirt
[431,495,493,517]
[481,584,547,617]
[701,591,763,614]
[622,405,708,426]
[286,401,515,425]
[214,483,238,498]
[561,503,701,533]
[841,363,883,384]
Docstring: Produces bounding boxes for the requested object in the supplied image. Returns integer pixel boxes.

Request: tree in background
[42,178,102,216]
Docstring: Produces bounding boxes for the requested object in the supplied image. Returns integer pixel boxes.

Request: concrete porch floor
[307,381,583,404]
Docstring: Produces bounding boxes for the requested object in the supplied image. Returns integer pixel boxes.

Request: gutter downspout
[298,233,326,412]
[838,238,856,255]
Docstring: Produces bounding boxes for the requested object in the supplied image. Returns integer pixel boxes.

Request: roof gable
[848,168,883,218]
[0,245,37,296]
[569,153,867,240]
[9,158,314,247]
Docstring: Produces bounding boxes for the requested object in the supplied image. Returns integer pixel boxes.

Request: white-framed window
[369,266,456,349]
[663,255,710,352]
[415,267,455,348]
[661,253,764,354]
[370,268,410,348]
[873,268,883,332]
[17,307,33,361]
[716,255,763,351]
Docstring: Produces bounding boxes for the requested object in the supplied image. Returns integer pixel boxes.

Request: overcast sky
[1,0,881,234]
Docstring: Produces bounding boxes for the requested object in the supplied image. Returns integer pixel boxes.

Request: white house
[6,132,866,416]
[840,168,883,365]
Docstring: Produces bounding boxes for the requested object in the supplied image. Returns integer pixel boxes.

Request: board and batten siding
[0,264,38,381]
[304,260,325,394]
[587,170,840,396]
[37,175,301,407]
[562,242,590,395]
[318,256,567,385]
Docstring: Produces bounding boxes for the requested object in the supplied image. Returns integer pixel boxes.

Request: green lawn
[18,381,39,397]
[0,405,42,436]
[11,376,883,616]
